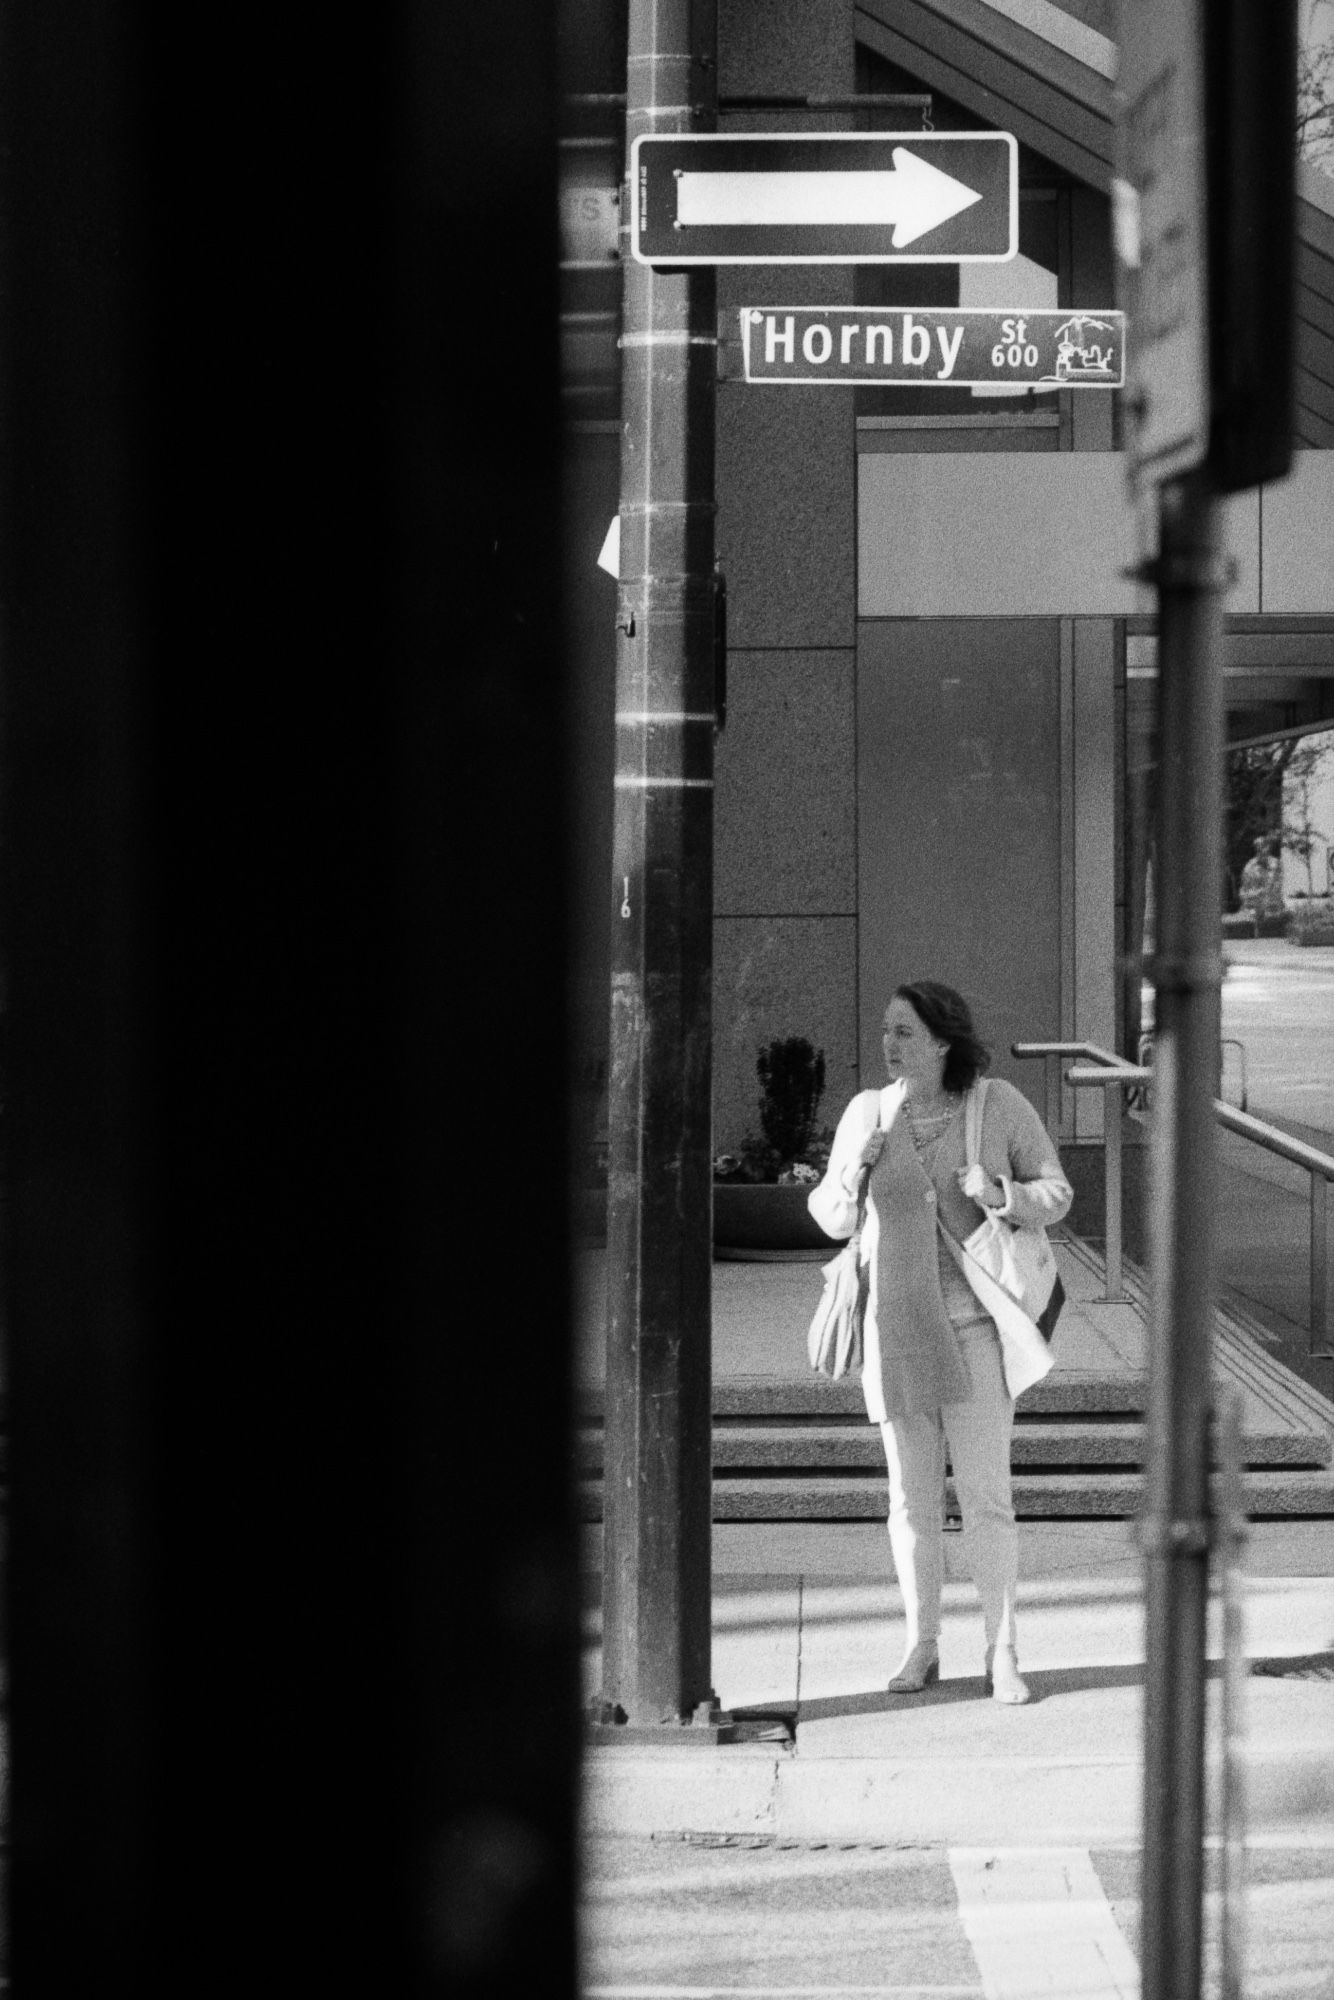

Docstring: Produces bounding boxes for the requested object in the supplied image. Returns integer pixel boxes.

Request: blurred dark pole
[598,0,719,1732]
[1139,472,1226,2000]
[0,2,153,1981]
[1204,0,1297,494]
[1138,11,1295,1995]
[1,3,576,1994]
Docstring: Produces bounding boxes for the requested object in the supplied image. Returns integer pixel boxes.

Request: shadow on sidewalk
[776,1659,1171,1726]
[776,1656,1243,1727]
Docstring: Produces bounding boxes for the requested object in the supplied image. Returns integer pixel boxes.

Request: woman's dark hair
[892,980,991,1094]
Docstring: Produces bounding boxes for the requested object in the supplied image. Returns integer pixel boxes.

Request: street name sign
[1114,0,1209,490]
[631,132,1017,266]
[740,307,1125,388]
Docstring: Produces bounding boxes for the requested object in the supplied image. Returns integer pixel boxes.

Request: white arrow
[676,146,983,248]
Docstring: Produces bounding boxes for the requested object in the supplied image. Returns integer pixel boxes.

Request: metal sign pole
[1216,1389,1250,2000]
[595,0,722,1736]
[1139,470,1228,2000]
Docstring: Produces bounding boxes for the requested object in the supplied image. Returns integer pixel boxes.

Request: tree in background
[1282,736,1332,897]
[1224,741,1295,910]
[1298,10,1334,172]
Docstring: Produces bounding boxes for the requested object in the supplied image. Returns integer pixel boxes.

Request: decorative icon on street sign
[632,133,1017,265]
[739,307,1126,387]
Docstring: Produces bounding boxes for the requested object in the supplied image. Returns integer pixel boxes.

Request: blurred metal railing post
[1104,1079,1123,1301]
[1313,1171,1333,1362]
[1045,1050,1061,1142]
[1215,1389,1249,2000]
[1138,469,1227,2000]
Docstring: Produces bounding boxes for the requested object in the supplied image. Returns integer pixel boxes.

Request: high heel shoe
[984,1646,1031,1705]
[886,1640,940,1694]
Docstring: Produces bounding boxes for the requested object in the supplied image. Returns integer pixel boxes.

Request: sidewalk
[577,1231,1334,1458]
[578,1234,1147,1389]
[582,1519,1334,1845]
[1223,939,1334,976]
[580,1242,1334,1848]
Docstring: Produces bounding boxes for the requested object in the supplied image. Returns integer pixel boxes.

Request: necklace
[908,1096,956,1128]
[907,1095,958,1160]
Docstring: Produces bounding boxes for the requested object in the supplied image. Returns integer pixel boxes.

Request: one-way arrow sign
[632,132,1017,266]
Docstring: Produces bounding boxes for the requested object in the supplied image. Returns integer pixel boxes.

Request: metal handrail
[1014,1041,1334,1358]
[1013,1039,1139,1138]
[1014,1042,1145,1301]
[1215,1101,1334,1179]
[1138,1030,1250,1113]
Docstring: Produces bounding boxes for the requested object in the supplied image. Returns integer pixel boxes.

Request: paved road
[1143,942,1334,1140]
[1138,944,1334,1391]
[1216,944,1333,1392]
[1219,943,1334,1142]
[582,1834,1334,1999]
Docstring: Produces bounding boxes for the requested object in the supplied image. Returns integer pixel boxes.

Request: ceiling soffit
[854,0,1334,443]
[854,0,1113,190]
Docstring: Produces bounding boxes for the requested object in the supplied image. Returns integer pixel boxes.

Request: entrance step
[577,1370,1150,1422]
[576,1233,1334,1522]
[578,1419,1329,1476]
[576,1369,1334,1522]
[576,1466,1334,1522]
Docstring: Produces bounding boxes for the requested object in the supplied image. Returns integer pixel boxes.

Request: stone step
[577,1466,1334,1522]
[576,1419,1330,1475]
[577,1370,1150,1423]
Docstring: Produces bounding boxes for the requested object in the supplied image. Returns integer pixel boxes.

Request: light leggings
[878,1318,1018,1655]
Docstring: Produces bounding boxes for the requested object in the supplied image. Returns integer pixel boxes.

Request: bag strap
[964,1077,989,1170]
[850,1090,882,1244]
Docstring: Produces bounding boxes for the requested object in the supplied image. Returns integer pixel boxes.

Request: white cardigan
[808,1078,1073,1419]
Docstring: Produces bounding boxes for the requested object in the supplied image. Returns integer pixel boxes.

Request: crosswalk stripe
[948,1847,1139,1999]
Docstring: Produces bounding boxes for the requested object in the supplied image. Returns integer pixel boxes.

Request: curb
[583,1748,1142,1844]
[583,1744,1334,1845]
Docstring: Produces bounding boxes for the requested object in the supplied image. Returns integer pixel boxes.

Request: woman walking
[808,980,1072,1705]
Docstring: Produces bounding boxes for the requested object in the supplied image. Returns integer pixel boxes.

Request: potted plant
[713,1037,837,1257]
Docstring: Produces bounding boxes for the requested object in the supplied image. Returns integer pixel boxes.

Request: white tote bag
[959,1079,1066,1339]
[806,1083,904,1379]
[940,1079,1061,1399]
[806,1237,865,1379]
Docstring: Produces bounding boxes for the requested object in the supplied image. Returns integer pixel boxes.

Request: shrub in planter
[714,1037,832,1187]
[1288,894,1334,947]
[714,1038,837,1254]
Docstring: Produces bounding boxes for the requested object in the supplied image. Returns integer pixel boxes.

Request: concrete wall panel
[719,383,856,648]
[858,456,1263,617]
[713,917,859,1151]
[856,618,1063,1117]
[1072,616,1117,1136]
[715,650,856,915]
[720,0,853,98]
[1261,454,1334,612]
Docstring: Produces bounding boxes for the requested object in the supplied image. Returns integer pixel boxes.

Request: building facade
[563,0,1334,1176]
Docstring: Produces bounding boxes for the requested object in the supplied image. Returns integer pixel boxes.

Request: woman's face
[882,996,948,1092]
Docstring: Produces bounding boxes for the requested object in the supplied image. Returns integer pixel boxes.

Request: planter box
[576,1185,836,1258]
[713,1181,835,1259]
[1289,898,1334,947]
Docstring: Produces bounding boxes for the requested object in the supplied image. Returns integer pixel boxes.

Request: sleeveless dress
[868,1108,972,1418]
